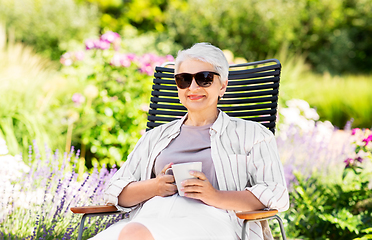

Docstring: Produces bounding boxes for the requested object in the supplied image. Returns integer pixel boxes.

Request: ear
[220,80,228,95]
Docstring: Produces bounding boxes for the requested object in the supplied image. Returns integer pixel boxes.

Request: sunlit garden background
[1,0,372,239]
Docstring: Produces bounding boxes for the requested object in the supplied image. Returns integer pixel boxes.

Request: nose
[188,78,199,90]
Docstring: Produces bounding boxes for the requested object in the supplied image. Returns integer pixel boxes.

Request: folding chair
[71,59,286,240]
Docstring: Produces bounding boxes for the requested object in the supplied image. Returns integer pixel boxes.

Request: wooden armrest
[235,209,278,220]
[70,205,119,214]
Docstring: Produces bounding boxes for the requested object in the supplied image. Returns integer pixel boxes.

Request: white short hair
[175,43,229,83]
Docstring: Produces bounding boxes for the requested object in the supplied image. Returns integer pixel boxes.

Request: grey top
[154,123,218,189]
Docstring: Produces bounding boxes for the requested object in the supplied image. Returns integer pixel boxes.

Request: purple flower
[100,31,120,43]
[356,156,364,163]
[344,157,354,168]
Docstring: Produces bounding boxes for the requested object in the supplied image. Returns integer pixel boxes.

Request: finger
[183,192,202,199]
[161,162,174,174]
[163,175,175,183]
[189,170,207,181]
[182,185,203,194]
[167,184,177,192]
[182,178,205,187]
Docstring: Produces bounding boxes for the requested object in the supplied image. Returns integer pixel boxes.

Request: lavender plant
[0,140,120,239]
[276,99,353,189]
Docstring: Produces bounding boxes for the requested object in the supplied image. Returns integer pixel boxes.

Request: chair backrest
[147,59,281,134]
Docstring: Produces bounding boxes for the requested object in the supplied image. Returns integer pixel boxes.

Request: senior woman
[92,43,289,240]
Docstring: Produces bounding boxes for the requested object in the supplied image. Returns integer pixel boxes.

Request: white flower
[0,138,9,155]
[278,99,334,143]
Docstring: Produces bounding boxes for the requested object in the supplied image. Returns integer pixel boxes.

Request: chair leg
[241,215,287,240]
[241,220,248,240]
[273,215,287,240]
[77,214,88,240]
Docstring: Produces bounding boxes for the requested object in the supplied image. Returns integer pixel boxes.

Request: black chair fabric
[147,59,281,134]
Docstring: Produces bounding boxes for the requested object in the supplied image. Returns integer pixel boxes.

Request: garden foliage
[60,31,174,168]
[274,126,372,239]
[0,25,68,158]
[0,0,100,60]
[0,143,119,239]
[76,0,170,33]
[1,123,372,239]
[166,0,372,74]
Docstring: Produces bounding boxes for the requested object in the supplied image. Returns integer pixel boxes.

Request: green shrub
[0,0,100,60]
[281,129,372,239]
[283,172,372,239]
[166,0,372,74]
[60,31,174,168]
[77,0,169,33]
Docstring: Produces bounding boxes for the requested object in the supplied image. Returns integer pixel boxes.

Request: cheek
[178,90,186,103]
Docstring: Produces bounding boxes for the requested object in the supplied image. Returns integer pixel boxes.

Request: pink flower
[110,53,132,67]
[139,63,154,76]
[98,40,111,50]
[111,53,122,67]
[126,53,137,61]
[166,55,175,62]
[85,39,96,50]
[120,56,131,67]
[362,134,372,146]
[351,128,360,135]
[100,31,120,43]
[72,93,85,106]
[60,52,73,66]
[74,51,85,61]
[344,156,364,168]
[140,104,150,112]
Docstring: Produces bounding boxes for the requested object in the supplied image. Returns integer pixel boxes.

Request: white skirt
[92,194,238,240]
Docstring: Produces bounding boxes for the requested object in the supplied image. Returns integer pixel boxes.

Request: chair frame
[71,59,287,240]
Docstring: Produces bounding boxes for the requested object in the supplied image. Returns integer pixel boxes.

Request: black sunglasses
[174,71,220,89]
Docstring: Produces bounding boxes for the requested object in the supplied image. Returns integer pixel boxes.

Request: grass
[0,23,74,157]
[290,73,372,128]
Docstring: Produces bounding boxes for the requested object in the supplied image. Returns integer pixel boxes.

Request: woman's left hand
[180,171,219,206]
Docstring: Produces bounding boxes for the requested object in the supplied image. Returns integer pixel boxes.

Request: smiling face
[177,59,228,115]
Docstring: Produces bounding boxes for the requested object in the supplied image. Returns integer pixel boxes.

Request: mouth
[187,95,205,101]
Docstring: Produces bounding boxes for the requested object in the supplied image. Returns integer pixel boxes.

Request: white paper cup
[166,162,202,196]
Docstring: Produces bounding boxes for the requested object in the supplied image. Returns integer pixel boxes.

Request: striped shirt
[104,110,289,240]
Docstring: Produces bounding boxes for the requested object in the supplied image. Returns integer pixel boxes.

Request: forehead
[178,59,215,73]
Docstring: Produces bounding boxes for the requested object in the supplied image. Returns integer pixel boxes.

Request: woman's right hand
[155,163,177,197]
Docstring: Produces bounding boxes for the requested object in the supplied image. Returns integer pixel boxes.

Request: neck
[184,108,219,126]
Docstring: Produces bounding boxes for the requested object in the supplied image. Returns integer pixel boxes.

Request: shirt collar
[167,113,188,138]
[210,109,230,135]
